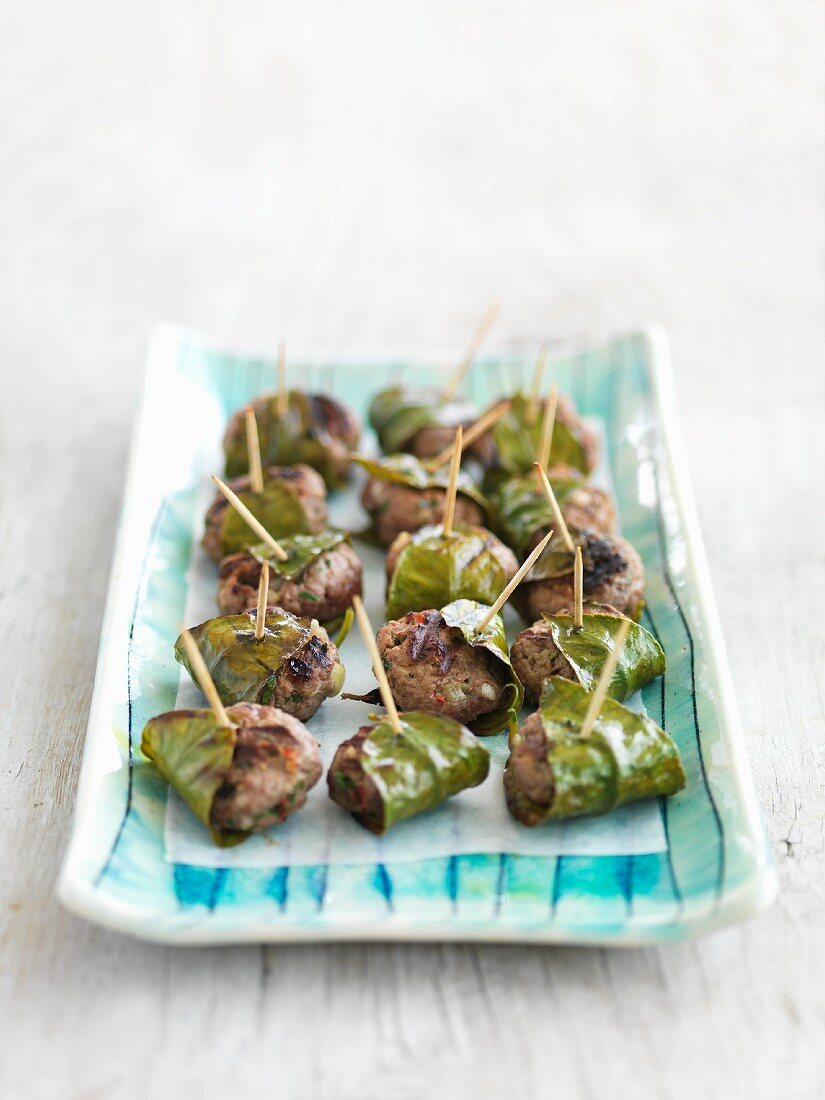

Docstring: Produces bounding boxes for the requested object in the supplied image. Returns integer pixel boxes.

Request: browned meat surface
[510,603,623,702]
[218,542,363,620]
[311,393,361,449]
[210,703,322,833]
[326,727,384,833]
[405,424,494,465]
[361,478,485,546]
[223,393,359,485]
[522,484,618,550]
[503,710,555,824]
[202,464,328,563]
[375,610,508,724]
[513,531,645,621]
[385,525,519,584]
[256,620,344,720]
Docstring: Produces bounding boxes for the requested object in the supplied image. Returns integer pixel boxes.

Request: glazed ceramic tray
[58,324,776,945]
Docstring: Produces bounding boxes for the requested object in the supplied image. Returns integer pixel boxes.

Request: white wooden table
[1,3,823,1097]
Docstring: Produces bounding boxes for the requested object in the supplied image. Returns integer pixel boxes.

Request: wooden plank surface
[1,2,823,1097]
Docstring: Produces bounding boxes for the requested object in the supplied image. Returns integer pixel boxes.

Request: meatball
[555,393,600,474]
[510,603,623,703]
[218,541,363,620]
[209,703,322,833]
[257,618,345,721]
[503,710,556,826]
[518,484,618,552]
[328,725,399,832]
[385,525,519,584]
[223,392,360,486]
[202,464,328,563]
[361,478,485,547]
[513,531,645,622]
[405,423,494,466]
[375,610,508,725]
[479,392,600,475]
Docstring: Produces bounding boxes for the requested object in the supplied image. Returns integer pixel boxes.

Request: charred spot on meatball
[375,610,507,724]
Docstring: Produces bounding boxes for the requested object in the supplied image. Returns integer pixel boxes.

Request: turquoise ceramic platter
[57,324,776,945]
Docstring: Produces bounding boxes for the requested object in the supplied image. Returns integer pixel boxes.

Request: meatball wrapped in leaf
[327,711,490,834]
[505,677,686,826]
[368,384,479,459]
[482,392,599,489]
[176,607,346,722]
[202,464,328,562]
[511,605,665,704]
[218,529,361,630]
[385,523,518,620]
[224,391,359,488]
[492,469,616,556]
[512,528,645,622]
[349,599,524,736]
[141,702,322,846]
[357,453,489,546]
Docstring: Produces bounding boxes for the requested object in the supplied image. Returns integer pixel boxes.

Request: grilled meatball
[385,525,519,584]
[513,531,645,621]
[257,617,345,721]
[480,392,600,475]
[326,725,386,829]
[223,393,360,486]
[202,465,328,563]
[209,703,322,833]
[503,710,555,823]
[375,610,508,725]
[218,542,362,620]
[361,478,485,547]
[518,484,618,552]
[510,603,622,703]
[406,424,495,466]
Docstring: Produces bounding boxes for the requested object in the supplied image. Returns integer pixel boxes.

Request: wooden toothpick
[526,346,549,426]
[533,462,575,553]
[579,617,631,739]
[424,398,512,471]
[574,545,584,629]
[474,529,555,632]
[179,629,235,728]
[276,341,288,417]
[441,425,463,536]
[352,595,402,734]
[245,405,265,493]
[536,384,558,471]
[442,300,501,401]
[211,474,289,561]
[254,559,270,640]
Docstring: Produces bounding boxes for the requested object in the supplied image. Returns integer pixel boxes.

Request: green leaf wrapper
[505,677,686,825]
[492,471,581,556]
[248,528,351,580]
[439,599,524,735]
[368,385,477,455]
[485,392,590,487]
[218,478,313,557]
[327,711,490,833]
[355,453,489,514]
[224,391,352,487]
[140,710,247,847]
[175,609,341,707]
[386,524,510,620]
[542,610,665,702]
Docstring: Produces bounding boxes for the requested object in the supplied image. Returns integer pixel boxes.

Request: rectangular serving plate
[57,324,776,945]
